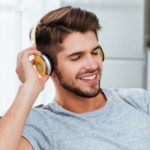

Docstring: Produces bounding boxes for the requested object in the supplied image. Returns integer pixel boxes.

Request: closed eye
[70,55,81,61]
[92,51,99,55]
[92,48,101,55]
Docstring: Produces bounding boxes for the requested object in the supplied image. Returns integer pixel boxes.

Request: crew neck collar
[46,88,113,118]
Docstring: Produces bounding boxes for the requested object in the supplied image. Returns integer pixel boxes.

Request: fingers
[17,47,36,61]
[17,47,41,65]
[21,50,41,61]
[16,47,41,77]
[30,59,35,65]
[23,49,41,58]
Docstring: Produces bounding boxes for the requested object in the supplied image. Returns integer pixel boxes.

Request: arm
[0,47,49,150]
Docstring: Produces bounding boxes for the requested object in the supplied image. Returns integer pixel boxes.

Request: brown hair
[31,6,101,64]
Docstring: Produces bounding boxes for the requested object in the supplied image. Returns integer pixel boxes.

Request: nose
[83,55,98,71]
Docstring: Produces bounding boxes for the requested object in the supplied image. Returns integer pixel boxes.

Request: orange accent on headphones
[34,55,47,76]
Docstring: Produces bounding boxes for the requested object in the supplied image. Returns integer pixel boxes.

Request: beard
[55,68,101,98]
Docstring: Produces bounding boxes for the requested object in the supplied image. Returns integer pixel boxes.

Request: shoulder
[108,88,150,114]
[25,104,54,126]
[22,105,54,149]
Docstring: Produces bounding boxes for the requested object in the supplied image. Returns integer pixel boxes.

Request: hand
[16,47,49,91]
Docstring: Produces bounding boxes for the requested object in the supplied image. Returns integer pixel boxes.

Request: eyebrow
[67,45,101,57]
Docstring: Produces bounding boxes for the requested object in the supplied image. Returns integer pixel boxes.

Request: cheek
[100,61,103,71]
[96,57,103,69]
[58,62,79,79]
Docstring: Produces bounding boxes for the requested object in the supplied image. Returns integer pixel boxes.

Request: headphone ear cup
[100,48,105,62]
[34,55,47,76]
[41,54,53,75]
[34,54,54,76]
[102,52,105,62]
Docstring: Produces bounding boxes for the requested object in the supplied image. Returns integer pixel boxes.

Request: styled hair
[31,6,101,64]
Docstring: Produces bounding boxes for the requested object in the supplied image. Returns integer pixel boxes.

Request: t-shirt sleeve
[22,109,53,150]
[116,88,150,115]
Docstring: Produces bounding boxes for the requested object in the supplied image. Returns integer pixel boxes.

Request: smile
[81,74,97,80]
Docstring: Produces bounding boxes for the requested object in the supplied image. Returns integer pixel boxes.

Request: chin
[75,89,100,98]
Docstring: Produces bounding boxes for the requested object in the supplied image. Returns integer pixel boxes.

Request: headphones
[31,26,54,76]
[31,26,105,76]
[99,45,105,62]
[34,54,53,76]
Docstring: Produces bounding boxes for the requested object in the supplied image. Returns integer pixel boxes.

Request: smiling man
[0,6,150,150]
[54,31,106,112]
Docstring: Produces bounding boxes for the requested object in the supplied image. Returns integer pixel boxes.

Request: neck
[54,88,107,113]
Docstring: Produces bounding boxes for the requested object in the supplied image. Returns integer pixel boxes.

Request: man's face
[55,31,103,98]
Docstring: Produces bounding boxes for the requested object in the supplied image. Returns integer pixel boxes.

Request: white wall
[61,0,146,88]
[0,0,60,116]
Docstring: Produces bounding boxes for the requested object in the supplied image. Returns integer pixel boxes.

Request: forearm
[0,82,40,150]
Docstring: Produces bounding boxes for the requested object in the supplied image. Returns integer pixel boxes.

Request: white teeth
[81,75,96,80]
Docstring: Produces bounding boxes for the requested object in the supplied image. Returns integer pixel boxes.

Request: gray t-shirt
[22,88,150,150]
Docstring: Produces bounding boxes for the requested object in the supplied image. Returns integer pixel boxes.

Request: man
[0,6,150,150]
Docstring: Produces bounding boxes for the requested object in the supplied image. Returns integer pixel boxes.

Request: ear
[50,71,60,86]
[50,71,56,78]
[50,72,54,77]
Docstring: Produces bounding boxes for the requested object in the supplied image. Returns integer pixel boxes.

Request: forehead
[61,31,98,55]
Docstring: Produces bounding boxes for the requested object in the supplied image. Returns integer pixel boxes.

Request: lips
[78,72,99,85]
[80,74,97,80]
